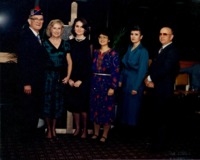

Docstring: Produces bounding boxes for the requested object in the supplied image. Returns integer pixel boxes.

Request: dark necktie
[37,34,42,44]
[158,47,163,54]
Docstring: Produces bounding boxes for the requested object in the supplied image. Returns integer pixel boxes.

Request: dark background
[0,0,200,60]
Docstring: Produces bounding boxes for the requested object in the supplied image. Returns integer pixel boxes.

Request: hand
[144,77,149,86]
[74,80,82,87]
[119,82,122,87]
[147,81,154,88]
[68,79,74,87]
[108,88,114,96]
[131,90,137,95]
[144,77,154,88]
[24,85,32,94]
[62,76,69,84]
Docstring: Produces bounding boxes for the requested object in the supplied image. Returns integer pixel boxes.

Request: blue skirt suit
[119,44,149,126]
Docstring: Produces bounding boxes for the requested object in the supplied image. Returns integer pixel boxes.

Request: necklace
[75,37,86,42]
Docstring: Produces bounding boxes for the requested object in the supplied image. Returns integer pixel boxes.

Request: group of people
[17,5,180,150]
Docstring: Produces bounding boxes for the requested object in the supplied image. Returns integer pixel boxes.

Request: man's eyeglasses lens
[159,33,170,36]
[31,18,44,22]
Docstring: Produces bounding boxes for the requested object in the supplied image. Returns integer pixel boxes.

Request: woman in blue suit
[119,25,149,127]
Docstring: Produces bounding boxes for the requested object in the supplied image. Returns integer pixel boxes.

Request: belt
[93,73,111,76]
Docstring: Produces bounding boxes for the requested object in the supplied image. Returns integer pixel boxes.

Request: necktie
[158,47,163,54]
[37,34,42,44]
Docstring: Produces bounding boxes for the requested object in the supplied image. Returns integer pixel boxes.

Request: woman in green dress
[43,19,72,139]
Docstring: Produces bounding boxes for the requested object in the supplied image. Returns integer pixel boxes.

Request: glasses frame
[159,33,172,36]
[30,18,44,22]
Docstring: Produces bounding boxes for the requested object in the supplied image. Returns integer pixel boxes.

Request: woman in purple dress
[90,29,120,143]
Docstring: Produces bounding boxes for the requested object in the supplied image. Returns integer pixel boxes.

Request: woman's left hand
[74,80,82,87]
[131,90,137,95]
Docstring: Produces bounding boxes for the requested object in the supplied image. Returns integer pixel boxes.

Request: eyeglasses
[159,33,171,36]
[30,18,44,22]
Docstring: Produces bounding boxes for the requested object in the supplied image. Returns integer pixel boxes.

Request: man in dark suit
[17,6,47,140]
[144,26,180,151]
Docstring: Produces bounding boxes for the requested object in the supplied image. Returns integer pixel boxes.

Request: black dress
[66,38,92,113]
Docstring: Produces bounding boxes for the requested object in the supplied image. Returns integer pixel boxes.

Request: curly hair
[46,19,65,37]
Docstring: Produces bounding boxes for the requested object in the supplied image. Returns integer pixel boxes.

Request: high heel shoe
[46,130,53,139]
[100,136,107,143]
[73,129,80,137]
[52,130,58,140]
[91,134,99,140]
[81,129,87,139]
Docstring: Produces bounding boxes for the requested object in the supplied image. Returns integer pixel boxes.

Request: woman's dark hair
[71,17,89,37]
[97,28,113,47]
[98,28,111,39]
[93,28,113,48]
[130,25,143,35]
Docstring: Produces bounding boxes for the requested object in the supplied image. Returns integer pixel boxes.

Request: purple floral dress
[90,49,120,125]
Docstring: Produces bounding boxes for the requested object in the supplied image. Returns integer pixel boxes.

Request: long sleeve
[109,50,120,90]
[17,28,47,86]
[149,44,180,84]
[120,44,149,92]
[133,49,149,91]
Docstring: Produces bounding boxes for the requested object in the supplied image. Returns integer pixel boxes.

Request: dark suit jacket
[148,43,180,97]
[17,27,48,132]
[17,27,47,89]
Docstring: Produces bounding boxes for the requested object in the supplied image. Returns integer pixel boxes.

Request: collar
[29,27,39,36]
[75,36,86,42]
[162,42,172,49]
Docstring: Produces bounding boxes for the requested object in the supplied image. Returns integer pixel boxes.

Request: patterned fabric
[30,6,43,16]
[42,39,70,119]
[90,49,120,125]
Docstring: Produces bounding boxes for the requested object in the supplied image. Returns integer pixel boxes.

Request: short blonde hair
[46,19,65,37]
